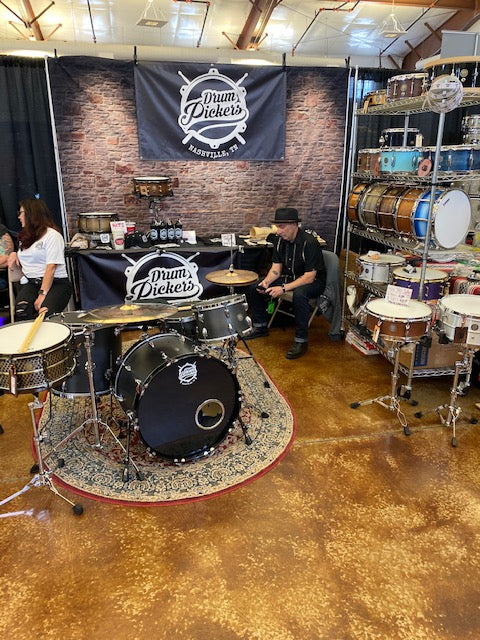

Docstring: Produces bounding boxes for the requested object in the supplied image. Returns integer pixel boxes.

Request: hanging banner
[134,62,286,161]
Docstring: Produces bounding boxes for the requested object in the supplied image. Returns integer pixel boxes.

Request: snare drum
[380,128,421,148]
[77,212,118,233]
[356,254,406,284]
[0,321,74,393]
[438,294,480,346]
[356,149,381,175]
[392,267,449,302]
[358,182,390,228]
[132,177,173,198]
[347,182,370,225]
[394,187,471,248]
[462,115,480,143]
[424,57,480,90]
[437,145,473,172]
[363,90,387,110]
[193,294,252,342]
[386,73,428,101]
[366,298,432,342]
[380,147,423,174]
[377,184,410,231]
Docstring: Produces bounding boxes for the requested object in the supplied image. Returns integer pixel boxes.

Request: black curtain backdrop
[0,56,61,238]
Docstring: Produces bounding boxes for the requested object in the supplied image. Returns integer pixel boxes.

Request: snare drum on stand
[132,176,173,198]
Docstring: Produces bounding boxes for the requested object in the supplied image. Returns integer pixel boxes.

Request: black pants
[15,278,72,321]
[247,278,324,342]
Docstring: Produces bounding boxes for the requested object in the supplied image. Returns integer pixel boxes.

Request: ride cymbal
[206,269,258,286]
[78,303,177,325]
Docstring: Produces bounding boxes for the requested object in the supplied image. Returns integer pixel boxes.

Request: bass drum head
[413,189,471,249]
[115,334,240,461]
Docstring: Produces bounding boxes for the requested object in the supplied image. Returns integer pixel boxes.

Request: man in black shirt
[246,207,326,359]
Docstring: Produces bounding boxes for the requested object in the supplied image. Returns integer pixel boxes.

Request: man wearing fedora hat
[245,207,326,359]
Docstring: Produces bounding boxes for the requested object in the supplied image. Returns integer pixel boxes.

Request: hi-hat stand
[351,338,412,436]
[0,393,84,515]
[414,345,478,447]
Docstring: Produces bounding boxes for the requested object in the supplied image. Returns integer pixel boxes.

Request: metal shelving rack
[342,86,480,386]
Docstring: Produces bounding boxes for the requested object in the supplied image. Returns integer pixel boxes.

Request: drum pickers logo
[178,362,198,386]
[177,67,249,158]
[123,252,203,301]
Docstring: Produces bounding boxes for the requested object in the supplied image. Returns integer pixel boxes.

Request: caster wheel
[30,463,39,474]
[0,424,4,434]
[451,437,457,448]
[414,411,423,419]
[72,504,84,516]
[398,386,411,400]
[136,470,145,481]
[410,400,419,407]
[403,425,412,436]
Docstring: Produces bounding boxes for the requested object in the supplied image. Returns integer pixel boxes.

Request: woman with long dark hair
[7,198,71,319]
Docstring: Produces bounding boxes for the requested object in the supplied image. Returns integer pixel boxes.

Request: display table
[67,242,268,310]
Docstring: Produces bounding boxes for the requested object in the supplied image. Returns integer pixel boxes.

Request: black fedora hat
[270,207,301,224]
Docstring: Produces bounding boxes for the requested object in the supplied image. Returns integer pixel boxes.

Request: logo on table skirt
[123,251,203,301]
[178,67,249,158]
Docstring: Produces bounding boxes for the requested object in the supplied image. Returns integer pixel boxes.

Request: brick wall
[48,57,347,249]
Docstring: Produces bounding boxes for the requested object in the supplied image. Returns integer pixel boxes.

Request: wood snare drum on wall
[347,182,370,225]
[386,73,428,101]
[424,57,480,91]
[132,176,173,198]
[366,298,432,343]
[422,145,474,172]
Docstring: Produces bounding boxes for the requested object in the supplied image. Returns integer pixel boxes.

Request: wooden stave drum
[366,298,432,343]
[347,182,370,225]
[78,212,118,233]
[358,182,391,228]
[377,184,410,232]
[132,176,173,198]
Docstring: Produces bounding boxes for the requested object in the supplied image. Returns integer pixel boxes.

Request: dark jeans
[247,278,324,342]
[15,278,72,321]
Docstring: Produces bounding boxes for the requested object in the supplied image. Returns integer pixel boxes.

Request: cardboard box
[398,333,466,371]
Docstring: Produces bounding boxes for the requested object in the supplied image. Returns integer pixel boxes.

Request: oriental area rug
[37,351,295,506]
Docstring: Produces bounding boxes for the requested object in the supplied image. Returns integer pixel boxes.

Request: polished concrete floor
[1,318,480,639]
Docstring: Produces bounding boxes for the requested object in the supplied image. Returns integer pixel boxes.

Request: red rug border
[35,357,297,508]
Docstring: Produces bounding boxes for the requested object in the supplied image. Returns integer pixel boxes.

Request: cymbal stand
[46,327,144,481]
[0,393,84,515]
[414,345,478,447]
[351,339,412,436]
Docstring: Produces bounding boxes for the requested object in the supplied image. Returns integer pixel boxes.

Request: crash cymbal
[206,269,258,286]
[78,302,177,325]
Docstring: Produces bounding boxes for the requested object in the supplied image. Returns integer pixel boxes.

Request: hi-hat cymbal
[206,269,258,286]
[78,302,177,325]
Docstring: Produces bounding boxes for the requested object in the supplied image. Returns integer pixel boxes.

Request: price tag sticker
[372,321,381,343]
[385,284,412,307]
[221,233,236,247]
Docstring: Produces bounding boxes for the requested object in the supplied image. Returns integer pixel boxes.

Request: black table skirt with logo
[67,243,268,310]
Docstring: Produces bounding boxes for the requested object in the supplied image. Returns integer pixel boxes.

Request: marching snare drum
[424,57,480,90]
[132,176,173,198]
[392,267,449,302]
[380,128,421,148]
[193,294,252,342]
[386,73,428,101]
[0,321,74,393]
[358,182,391,228]
[114,333,240,461]
[356,149,381,175]
[379,147,423,174]
[438,294,480,346]
[49,311,122,397]
[356,254,406,284]
[77,212,118,234]
[394,187,471,248]
[347,182,370,225]
[366,298,432,342]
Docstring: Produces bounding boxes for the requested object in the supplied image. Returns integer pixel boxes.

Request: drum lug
[201,328,208,340]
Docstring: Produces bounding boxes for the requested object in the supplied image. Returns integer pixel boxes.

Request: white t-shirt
[19,227,68,280]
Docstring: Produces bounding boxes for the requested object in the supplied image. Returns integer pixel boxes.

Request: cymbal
[78,302,177,325]
[206,269,258,286]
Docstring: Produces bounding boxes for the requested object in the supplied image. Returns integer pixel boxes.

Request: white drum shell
[439,294,480,346]
[357,254,406,283]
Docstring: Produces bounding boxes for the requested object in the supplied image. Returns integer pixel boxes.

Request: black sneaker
[285,342,307,359]
[243,326,269,340]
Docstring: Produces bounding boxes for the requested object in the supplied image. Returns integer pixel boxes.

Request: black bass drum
[114,333,240,461]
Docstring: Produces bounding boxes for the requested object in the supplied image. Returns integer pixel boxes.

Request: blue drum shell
[379,147,422,174]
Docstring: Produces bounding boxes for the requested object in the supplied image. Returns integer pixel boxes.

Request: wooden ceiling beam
[361,0,474,8]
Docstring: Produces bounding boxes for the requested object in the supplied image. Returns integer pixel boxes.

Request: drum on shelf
[358,182,390,228]
[379,147,423,174]
[363,89,387,110]
[356,149,381,175]
[347,182,370,224]
[0,321,74,393]
[377,184,410,231]
[394,187,471,249]
[132,176,173,198]
[392,267,449,302]
[462,115,480,143]
[77,212,118,234]
[114,333,240,461]
[379,128,421,148]
[438,294,480,347]
[356,254,406,284]
[423,145,474,172]
[193,294,252,342]
[386,73,428,101]
[424,57,480,90]
[366,298,432,342]
[49,311,122,397]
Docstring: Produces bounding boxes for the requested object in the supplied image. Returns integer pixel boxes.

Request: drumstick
[18,311,46,353]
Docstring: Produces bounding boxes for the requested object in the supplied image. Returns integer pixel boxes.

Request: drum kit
[0,265,266,514]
